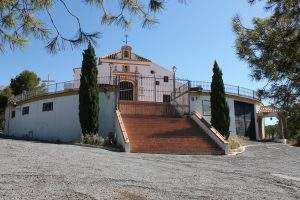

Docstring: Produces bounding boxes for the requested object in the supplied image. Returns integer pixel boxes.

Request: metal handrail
[9,76,259,104]
[190,81,258,100]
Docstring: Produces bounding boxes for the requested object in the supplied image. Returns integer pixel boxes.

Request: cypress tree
[79,43,99,135]
[210,61,230,139]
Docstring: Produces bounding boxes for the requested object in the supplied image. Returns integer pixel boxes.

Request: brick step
[119,101,177,117]
[121,114,223,154]
[130,150,224,155]
[131,145,219,152]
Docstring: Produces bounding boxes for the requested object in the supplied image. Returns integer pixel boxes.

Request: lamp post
[153,71,156,102]
[109,62,113,85]
[172,66,177,99]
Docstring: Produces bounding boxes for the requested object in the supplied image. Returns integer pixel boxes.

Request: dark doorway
[163,94,171,103]
[234,101,256,140]
[119,81,134,100]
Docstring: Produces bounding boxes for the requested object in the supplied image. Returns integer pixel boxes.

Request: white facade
[74,45,173,80]
[190,94,237,135]
[73,45,175,102]
[190,92,260,138]
[5,95,81,142]
[5,90,116,142]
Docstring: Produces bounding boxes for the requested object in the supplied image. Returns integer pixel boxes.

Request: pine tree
[79,43,99,135]
[210,61,230,139]
[232,0,299,110]
[0,0,170,53]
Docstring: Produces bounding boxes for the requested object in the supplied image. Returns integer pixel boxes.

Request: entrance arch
[119,81,134,100]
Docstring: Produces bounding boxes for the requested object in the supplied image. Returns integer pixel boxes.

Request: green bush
[103,132,116,147]
[228,135,248,150]
[81,133,104,146]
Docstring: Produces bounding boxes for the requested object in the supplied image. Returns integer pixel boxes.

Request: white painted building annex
[4,44,283,154]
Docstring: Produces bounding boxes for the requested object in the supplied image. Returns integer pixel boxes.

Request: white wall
[5,90,116,142]
[5,95,81,142]
[73,45,176,103]
[190,94,237,135]
[74,59,175,103]
[99,91,117,137]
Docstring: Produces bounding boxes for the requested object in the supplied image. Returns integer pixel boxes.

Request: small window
[22,106,29,115]
[156,81,160,85]
[11,111,15,118]
[123,65,129,72]
[42,102,53,112]
[123,50,129,58]
[163,95,171,102]
[163,76,169,82]
[202,100,211,116]
[150,70,155,74]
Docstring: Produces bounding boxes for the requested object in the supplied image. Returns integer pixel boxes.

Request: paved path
[0,139,299,200]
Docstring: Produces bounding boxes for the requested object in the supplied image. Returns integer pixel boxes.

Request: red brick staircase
[118,101,224,155]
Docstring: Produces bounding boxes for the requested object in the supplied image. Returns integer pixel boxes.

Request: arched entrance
[119,81,134,100]
[257,106,287,141]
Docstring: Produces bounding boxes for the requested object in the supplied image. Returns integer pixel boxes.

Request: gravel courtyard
[0,139,299,200]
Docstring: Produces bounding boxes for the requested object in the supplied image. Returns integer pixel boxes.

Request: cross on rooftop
[123,34,129,45]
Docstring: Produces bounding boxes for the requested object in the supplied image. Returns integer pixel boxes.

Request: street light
[109,62,113,84]
[172,66,177,99]
[172,66,177,73]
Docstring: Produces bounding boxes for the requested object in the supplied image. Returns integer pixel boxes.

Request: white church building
[4,45,286,154]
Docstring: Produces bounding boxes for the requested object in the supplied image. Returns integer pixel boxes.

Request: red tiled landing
[121,115,224,155]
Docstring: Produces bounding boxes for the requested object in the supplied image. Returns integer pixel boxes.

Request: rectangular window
[42,102,53,112]
[202,100,211,116]
[163,95,171,102]
[155,81,160,85]
[163,76,169,82]
[11,111,15,118]
[22,106,29,115]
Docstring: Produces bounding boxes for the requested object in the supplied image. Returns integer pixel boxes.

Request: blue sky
[0,0,269,89]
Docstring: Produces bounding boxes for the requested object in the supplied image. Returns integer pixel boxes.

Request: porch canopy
[257,105,287,139]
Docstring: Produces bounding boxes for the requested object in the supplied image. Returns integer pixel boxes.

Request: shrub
[81,133,104,146]
[228,135,248,150]
[103,132,116,147]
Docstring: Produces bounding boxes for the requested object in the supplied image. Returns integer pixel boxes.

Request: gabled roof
[257,105,283,114]
[100,51,119,60]
[135,54,151,62]
[100,50,151,62]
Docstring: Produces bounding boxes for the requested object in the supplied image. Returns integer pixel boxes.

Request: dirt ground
[0,139,299,200]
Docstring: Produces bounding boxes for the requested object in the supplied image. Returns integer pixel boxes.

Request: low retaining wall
[115,110,130,152]
[119,101,176,116]
[191,111,229,154]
